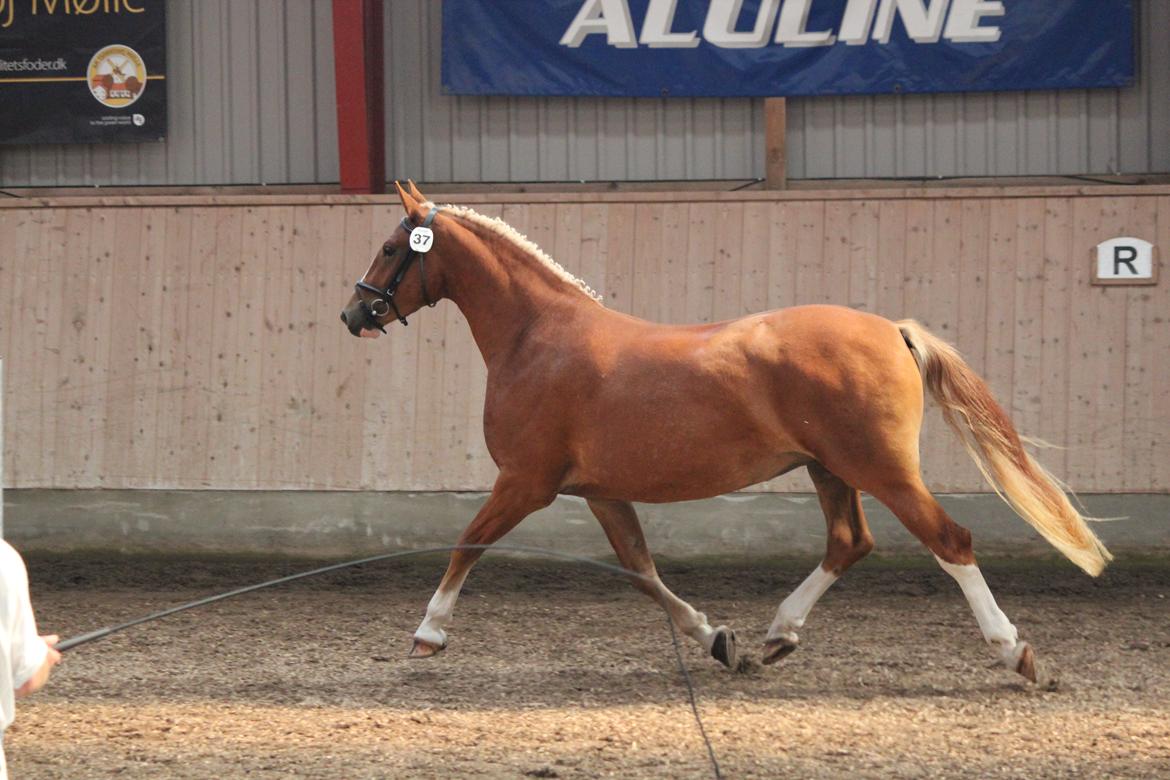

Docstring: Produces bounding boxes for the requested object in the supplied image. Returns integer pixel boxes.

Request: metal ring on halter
[368,298,391,318]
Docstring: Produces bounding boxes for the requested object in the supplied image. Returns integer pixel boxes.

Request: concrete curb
[5,489,1168,559]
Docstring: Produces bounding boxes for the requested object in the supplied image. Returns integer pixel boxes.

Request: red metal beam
[332,0,385,194]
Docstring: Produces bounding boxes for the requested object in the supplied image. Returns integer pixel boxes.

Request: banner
[0,0,166,144]
[442,0,1135,98]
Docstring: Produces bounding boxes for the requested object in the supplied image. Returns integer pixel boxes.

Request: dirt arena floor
[9,552,1170,778]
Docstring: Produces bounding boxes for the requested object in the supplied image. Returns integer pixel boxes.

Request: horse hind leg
[872,477,1037,682]
[763,463,873,665]
[587,498,737,669]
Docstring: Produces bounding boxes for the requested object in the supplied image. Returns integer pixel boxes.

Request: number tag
[409,227,434,253]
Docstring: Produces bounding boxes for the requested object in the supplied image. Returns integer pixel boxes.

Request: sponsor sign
[0,0,165,144]
[442,0,1135,97]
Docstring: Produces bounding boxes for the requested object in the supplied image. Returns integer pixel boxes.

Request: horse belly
[564,402,807,502]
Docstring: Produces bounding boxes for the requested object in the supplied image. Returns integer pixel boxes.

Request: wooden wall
[2,186,1168,493]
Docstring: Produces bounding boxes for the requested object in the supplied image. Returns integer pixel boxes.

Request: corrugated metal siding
[385,0,762,183]
[0,0,338,187]
[398,0,1169,182]
[1,0,1166,186]
[788,0,1170,178]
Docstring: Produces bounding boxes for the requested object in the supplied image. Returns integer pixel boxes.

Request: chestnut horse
[340,182,1110,681]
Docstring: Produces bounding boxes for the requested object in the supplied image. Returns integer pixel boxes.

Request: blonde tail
[897,320,1112,576]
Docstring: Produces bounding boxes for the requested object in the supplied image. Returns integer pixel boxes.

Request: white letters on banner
[562,0,1005,49]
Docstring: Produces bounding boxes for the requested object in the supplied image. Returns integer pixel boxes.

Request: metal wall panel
[1,0,1166,186]
[789,0,1169,179]
[0,0,339,187]
[393,0,1168,182]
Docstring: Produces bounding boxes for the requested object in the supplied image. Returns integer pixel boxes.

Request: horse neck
[443,222,595,366]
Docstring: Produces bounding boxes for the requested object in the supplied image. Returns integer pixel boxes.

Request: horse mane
[432,202,604,305]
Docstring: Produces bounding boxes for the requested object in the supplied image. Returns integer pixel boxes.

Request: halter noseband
[354,206,442,330]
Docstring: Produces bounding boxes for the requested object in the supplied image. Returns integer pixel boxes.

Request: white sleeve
[2,543,48,690]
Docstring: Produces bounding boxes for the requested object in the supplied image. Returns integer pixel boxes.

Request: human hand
[16,635,61,698]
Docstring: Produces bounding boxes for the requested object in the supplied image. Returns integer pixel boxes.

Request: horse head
[340,180,448,337]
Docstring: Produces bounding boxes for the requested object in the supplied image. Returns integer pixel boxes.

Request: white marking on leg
[647,574,716,649]
[766,563,838,643]
[935,556,1022,664]
[414,572,469,647]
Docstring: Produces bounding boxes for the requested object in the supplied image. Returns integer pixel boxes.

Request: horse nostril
[340,311,348,324]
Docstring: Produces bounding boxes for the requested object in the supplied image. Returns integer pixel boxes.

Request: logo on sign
[88,44,147,108]
[1093,237,1156,286]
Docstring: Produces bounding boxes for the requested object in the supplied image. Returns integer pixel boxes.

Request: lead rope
[56,543,722,779]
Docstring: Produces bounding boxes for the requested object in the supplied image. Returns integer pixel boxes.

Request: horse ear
[407,179,427,203]
[393,180,425,223]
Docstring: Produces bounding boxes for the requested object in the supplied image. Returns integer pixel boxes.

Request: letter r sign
[1093,237,1157,286]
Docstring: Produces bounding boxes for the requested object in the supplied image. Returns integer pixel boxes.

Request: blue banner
[442,0,1134,97]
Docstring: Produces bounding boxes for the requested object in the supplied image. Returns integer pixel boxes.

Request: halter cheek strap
[354,206,442,330]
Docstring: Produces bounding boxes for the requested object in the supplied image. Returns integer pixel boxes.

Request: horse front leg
[587,498,737,669]
[410,476,552,657]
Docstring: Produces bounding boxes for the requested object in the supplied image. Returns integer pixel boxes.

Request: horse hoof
[1015,642,1038,684]
[710,627,737,669]
[408,638,446,659]
[761,637,798,665]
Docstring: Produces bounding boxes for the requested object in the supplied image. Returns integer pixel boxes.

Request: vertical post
[764,97,787,190]
[332,0,386,194]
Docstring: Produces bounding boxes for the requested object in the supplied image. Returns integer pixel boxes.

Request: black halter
[354,206,442,330]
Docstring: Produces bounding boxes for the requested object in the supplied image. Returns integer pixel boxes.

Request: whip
[54,543,723,778]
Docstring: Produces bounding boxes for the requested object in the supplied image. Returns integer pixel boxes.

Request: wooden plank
[1086,198,1133,491]
[1010,199,1047,450]
[230,205,269,489]
[1064,199,1099,490]
[711,202,745,321]
[326,205,373,489]
[100,207,144,487]
[1037,199,1072,480]
[874,200,908,321]
[630,203,666,324]
[766,202,799,312]
[684,202,716,323]
[1150,197,1170,491]
[256,205,293,488]
[659,203,691,324]
[205,206,246,487]
[1120,199,1160,491]
[820,201,854,308]
[151,207,193,487]
[577,203,608,309]
[792,201,826,306]
[177,207,220,488]
[846,201,881,314]
[124,208,168,488]
[600,204,637,314]
[739,202,772,316]
[764,98,787,190]
[0,210,32,485]
[41,209,84,485]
